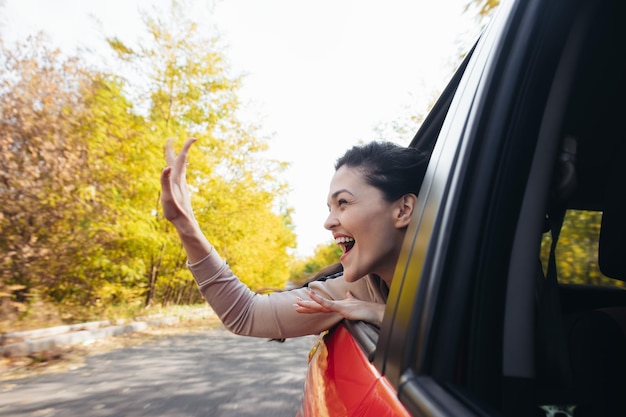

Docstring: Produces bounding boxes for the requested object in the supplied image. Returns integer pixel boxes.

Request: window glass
[540,209,625,287]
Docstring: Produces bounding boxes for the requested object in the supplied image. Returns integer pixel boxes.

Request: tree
[0,34,159,318]
[0,34,96,309]
[70,73,160,310]
[0,1,297,324]
[540,210,624,288]
[465,0,500,26]
[470,0,500,19]
[107,1,295,302]
[289,242,342,286]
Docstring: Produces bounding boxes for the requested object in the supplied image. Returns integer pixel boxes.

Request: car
[298,0,626,415]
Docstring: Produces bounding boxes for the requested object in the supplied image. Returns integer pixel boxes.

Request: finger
[164,138,177,166]
[175,138,197,171]
[293,302,322,314]
[295,297,320,309]
[160,166,172,187]
[160,167,175,204]
[309,290,327,305]
[293,304,319,314]
[309,289,326,302]
[295,297,330,313]
[181,137,198,154]
[309,290,338,312]
[296,307,316,314]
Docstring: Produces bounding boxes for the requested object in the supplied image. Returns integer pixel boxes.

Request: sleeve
[187,250,382,339]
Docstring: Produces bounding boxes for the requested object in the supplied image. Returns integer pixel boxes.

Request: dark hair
[303,262,344,285]
[335,141,429,201]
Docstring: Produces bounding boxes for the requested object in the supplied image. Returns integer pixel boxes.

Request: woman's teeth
[335,237,355,252]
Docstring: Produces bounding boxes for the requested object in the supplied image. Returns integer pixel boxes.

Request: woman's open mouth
[335,236,355,254]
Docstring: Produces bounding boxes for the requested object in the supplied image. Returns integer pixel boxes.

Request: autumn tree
[0,33,159,322]
[0,35,99,312]
[71,73,162,310]
[289,242,342,286]
[0,1,297,324]
[469,0,500,19]
[106,1,295,303]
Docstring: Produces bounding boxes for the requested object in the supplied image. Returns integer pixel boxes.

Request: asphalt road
[0,327,319,417]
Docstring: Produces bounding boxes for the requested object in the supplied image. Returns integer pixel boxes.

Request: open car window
[343,44,476,359]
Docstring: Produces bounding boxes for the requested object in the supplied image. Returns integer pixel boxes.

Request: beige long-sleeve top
[188,249,389,339]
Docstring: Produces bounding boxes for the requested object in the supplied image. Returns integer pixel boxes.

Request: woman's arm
[188,253,387,337]
[161,139,386,336]
[188,253,345,338]
[161,139,345,338]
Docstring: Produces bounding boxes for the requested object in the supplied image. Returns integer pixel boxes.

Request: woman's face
[324,165,410,285]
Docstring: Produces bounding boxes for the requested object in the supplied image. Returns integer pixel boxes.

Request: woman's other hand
[294,290,385,327]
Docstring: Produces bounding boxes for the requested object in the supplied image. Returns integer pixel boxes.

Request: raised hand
[161,138,197,228]
[161,138,212,263]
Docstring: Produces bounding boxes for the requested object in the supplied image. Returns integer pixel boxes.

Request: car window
[540,210,626,288]
[345,44,475,360]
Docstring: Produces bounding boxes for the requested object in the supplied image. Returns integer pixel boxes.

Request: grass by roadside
[0,306,223,383]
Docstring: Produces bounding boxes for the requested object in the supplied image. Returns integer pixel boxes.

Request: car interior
[533,1,626,415]
[403,1,626,415]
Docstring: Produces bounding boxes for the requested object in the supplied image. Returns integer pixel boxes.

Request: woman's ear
[394,193,417,228]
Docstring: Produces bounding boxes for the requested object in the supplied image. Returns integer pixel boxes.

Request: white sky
[0,0,482,257]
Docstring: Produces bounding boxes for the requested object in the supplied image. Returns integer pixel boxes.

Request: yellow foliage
[0,2,296,318]
[541,210,623,287]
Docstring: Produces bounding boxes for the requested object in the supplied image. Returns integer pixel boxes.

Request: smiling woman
[160,138,429,337]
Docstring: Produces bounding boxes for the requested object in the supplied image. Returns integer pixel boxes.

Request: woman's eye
[338,199,348,206]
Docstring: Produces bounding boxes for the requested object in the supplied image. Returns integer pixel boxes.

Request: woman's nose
[324,211,338,230]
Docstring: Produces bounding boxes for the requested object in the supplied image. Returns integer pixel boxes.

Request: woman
[161,138,428,338]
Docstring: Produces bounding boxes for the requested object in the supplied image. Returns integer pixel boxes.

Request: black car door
[376,0,626,415]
